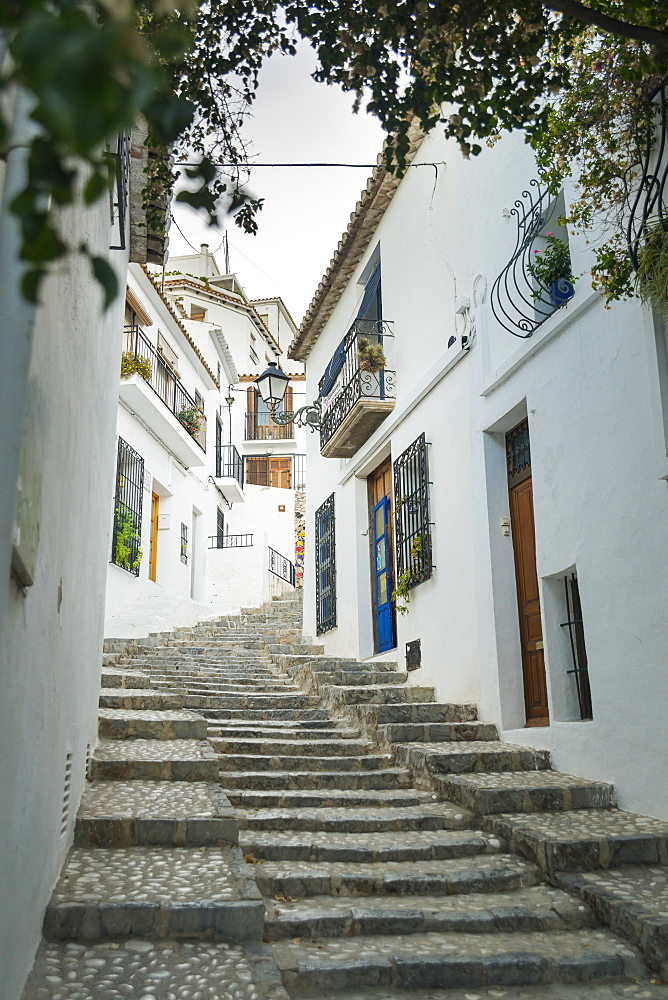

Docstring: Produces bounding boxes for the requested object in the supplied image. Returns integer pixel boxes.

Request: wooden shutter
[269,457,292,489]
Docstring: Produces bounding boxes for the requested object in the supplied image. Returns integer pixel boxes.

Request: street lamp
[254,362,321,431]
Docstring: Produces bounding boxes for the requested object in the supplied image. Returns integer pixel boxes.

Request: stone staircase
[22,593,668,1000]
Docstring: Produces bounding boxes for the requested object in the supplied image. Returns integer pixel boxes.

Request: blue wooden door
[373,496,395,652]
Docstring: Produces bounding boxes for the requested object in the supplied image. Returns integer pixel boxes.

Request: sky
[168,42,385,325]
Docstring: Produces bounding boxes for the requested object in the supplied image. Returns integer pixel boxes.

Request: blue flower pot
[549,277,575,308]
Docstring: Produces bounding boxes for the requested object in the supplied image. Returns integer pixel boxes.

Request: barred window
[180,523,188,564]
[216,507,225,547]
[111,437,144,575]
[315,493,337,634]
[393,433,432,589]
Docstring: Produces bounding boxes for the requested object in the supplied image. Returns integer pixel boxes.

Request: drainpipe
[0,85,39,641]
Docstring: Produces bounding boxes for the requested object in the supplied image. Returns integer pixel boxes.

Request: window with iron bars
[315,493,337,634]
[180,523,188,564]
[216,507,225,547]
[393,433,433,589]
[111,437,144,575]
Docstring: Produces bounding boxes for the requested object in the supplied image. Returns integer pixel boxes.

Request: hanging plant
[177,405,203,438]
[391,569,412,615]
[120,352,152,381]
[357,337,386,373]
[636,220,668,320]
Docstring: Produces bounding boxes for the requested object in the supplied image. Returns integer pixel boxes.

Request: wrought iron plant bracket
[626,78,668,271]
[270,397,322,431]
[491,180,573,339]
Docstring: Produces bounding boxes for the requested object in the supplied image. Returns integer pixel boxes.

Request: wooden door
[368,457,396,652]
[506,420,549,725]
[269,457,292,489]
[149,492,159,582]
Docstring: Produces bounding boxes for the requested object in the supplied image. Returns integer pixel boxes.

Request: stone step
[98,689,186,710]
[395,740,551,775]
[219,768,412,791]
[313,670,409,686]
[97,708,208,741]
[240,829,500,863]
[430,769,617,815]
[272,928,642,993]
[259,986,668,1000]
[380,721,499,743]
[210,737,374,757]
[43,846,264,942]
[75,780,238,847]
[227,788,427,809]
[255,853,540,898]
[207,723,359,740]
[91,739,219,781]
[218,752,398,773]
[263,884,596,940]
[239,802,473,833]
[322,684,436,706]
[205,707,333,722]
[347,702,479,729]
[184,694,319,710]
[22,939,290,1000]
[486,808,668,873]
[556,865,668,978]
[100,669,153,689]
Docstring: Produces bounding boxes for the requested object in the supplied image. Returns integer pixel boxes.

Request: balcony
[120,325,207,468]
[319,320,395,459]
[214,443,245,504]
[245,411,295,441]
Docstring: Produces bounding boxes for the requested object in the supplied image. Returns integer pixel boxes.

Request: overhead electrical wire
[174,161,447,169]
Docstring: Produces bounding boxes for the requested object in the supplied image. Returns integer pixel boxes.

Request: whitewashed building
[291,119,668,821]
[105,247,306,636]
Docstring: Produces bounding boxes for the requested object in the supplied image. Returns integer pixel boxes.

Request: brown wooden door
[368,457,396,652]
[149,492,159,582]
[506,420,549,725]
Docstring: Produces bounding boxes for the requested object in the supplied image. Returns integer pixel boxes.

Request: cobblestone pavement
[21,593,668,999]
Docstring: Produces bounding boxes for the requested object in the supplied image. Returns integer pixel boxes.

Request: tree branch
[544,0,668,47]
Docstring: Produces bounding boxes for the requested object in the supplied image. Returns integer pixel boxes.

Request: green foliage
[113,507,142,572]
[357,337,386,372]
[636,221,668,319]
[4,0,667,303]
[120,351,153,380]
[391,569,411,615]
[177,404,203,437]
[528,232,574,297]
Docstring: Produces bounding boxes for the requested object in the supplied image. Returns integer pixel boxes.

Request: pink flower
[546,231,553,236]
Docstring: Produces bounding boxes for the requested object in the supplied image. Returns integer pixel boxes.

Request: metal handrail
[268,546,295,586]
[123,325,207,451]
[208,533,253,549]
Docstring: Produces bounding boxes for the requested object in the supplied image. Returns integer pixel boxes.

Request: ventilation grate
[61,752,73,837]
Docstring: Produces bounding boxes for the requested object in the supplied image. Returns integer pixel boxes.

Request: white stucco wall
[300,126,668,819]
[0,191,126,997]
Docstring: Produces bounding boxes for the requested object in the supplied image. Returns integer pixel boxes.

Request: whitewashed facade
[292,123,668,821]
[105,248,306,636]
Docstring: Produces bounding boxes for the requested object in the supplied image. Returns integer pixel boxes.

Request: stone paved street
[22,593,668,998]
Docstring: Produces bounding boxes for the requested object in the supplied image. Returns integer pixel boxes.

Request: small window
[195,390,205,413]
[250,332,259,365]
[394,433,433,589]
[180,523,188,564]
[216,508,225,547]
[191,304,206,320]
[315,494,336,634]
[111,438,144,576]
[157,331,180,375]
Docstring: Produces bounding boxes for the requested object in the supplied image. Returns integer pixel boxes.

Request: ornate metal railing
[319,319,396,451]
[627,79,668,270]
[315,493,336,634]
[215,443,244,487]
[123,325,206,451]
[491,181,574,339]
[393,433,433,589]
[208,533,253,548]
[268,546,296,587]
[245,411,295,440]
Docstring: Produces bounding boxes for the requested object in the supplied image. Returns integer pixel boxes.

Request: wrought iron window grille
[216,507,225,548]
[627,78,668,271]
[506,418,531,483]
[268,546,296,587]
[293,454,306,490]
[208,533,253,548]
[111,437,144,576]
[180,523,188,564]
[393,433,433,589]
[315,493,337,634]
[559,573,593,721]
[319,319,396,452]
[491,182,574,339]
[110,132,131,252]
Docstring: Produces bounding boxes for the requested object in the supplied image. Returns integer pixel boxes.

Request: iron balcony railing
[268,546,296,586]
[123,325,206,451]
[245,411,295,440]
[319,319,395,452]
[216,443,244,488]
[208,533,254,549]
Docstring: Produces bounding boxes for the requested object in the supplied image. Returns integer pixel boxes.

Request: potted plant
[357,336,386,372]
[636,219,668,319]
[120,352,152,381]
[528,232,576,307]
[177,404,203,438]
